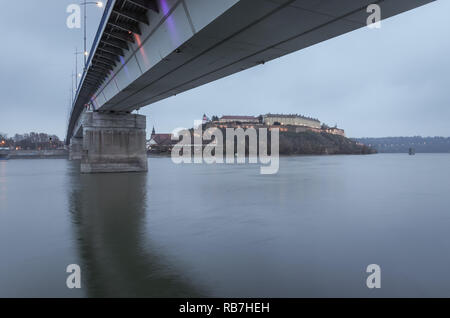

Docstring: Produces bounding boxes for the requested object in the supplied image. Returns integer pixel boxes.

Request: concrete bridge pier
[69,137,83,161]
[79,112,148,174]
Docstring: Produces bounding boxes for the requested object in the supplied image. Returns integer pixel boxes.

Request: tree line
[0,132,64,150]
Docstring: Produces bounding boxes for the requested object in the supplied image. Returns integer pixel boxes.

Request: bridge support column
[80,112,148,174]
[69,137,83,161]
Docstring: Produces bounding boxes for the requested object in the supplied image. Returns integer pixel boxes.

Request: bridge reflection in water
[66,162,202,297]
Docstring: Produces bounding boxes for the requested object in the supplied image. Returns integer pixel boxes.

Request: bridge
[66,0,434,173]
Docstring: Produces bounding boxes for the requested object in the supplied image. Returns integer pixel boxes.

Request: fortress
[262,114,321,129]
[148,113,346,152]
[209,114,345,137]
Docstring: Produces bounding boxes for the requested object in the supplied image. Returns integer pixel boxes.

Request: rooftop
[264,113,320,122]
[150,134,173,146]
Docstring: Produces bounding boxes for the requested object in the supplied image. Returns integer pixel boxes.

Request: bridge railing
[66,0,116,143]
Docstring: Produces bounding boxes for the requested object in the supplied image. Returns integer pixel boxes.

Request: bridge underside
[67,0,434,173]
[95,0,434,113]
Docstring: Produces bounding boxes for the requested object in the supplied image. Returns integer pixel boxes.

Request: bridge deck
[67,0,435,143]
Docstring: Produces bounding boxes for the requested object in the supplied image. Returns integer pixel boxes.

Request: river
[1,154,450,297]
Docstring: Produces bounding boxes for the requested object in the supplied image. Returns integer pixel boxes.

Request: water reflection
[0,161,6,204]
[66,162,202,297]
[2,155,450,297]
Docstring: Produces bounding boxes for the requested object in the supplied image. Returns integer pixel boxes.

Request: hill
[279,131,375,155]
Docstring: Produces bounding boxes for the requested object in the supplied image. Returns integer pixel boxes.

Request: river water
[1,154,450,297]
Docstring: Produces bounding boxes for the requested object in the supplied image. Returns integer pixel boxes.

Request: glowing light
[78,73,82,77]
[134,34,149,67]
[84,51,88,56]
[160,0,179,46]
[96,1,103,7]
[160,0,170,15]
[119,56,130,79]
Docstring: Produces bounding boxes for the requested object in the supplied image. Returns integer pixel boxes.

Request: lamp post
[79,1,103,71]
[74,48,84,90]
[71,71,74,105]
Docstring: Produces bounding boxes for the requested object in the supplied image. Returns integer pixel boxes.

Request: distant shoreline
[0,149,68,159]
[354,136,450,153]
[1,152,448,161]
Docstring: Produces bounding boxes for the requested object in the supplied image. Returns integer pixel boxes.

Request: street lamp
[79,1,104,71]
[71,71,75,105]
[74,48,84,90]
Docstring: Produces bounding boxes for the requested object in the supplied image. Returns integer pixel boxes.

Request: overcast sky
[0,0,448,139]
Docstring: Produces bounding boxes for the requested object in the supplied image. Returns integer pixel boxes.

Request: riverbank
[1,149,68,159]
